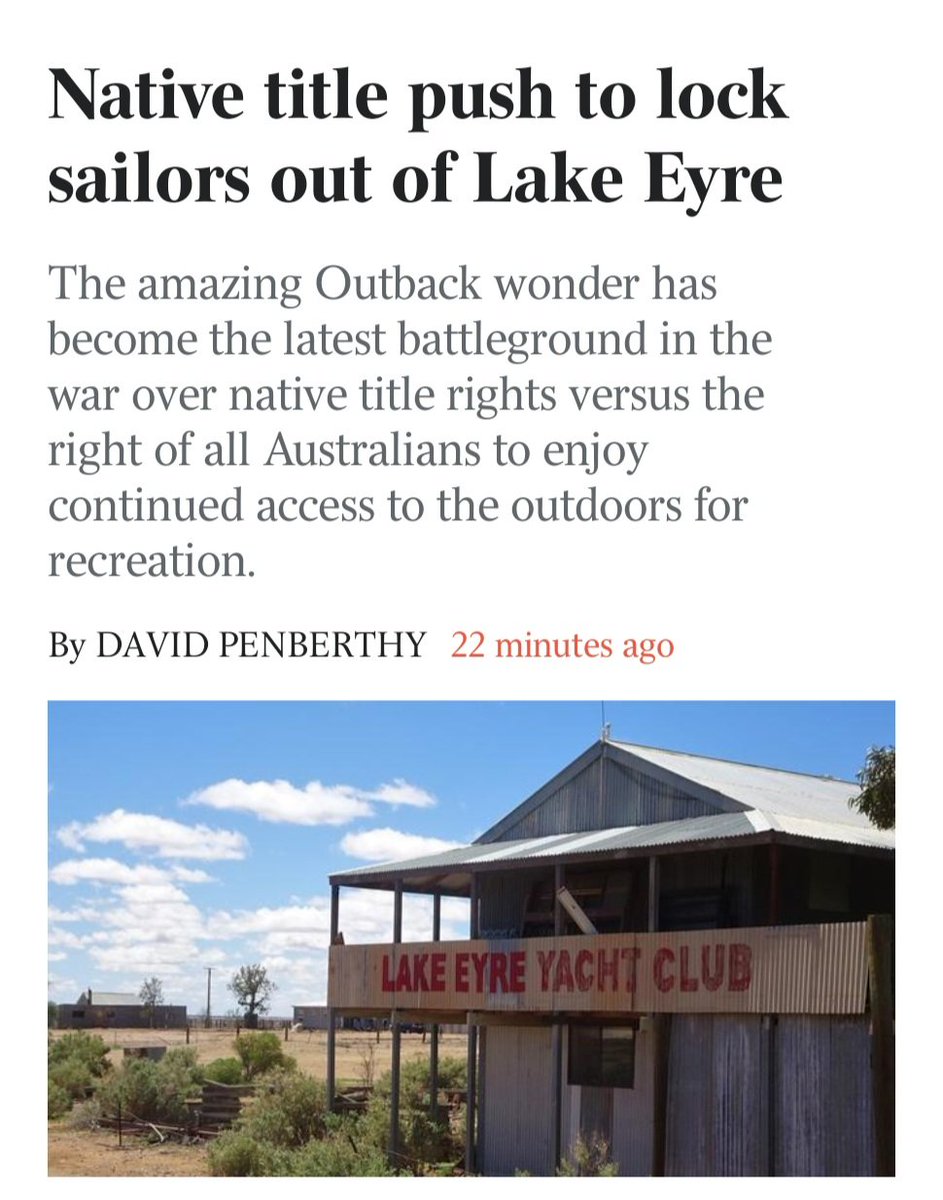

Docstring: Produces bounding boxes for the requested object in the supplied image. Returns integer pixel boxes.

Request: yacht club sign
[328,922,868,1015]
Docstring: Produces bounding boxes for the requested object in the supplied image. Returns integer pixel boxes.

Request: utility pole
[205,967,213,1029]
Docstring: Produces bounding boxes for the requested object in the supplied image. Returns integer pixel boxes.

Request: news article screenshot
[5,0,935,1187]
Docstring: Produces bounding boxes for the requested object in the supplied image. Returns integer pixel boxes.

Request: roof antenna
[600,701,611,743]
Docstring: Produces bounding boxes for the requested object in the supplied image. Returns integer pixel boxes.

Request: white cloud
[187,778,372,825]
[339,827,463,863]
[48,904,102,923]
[49,857,214,887]
[170,866,216,883]
[185,776,437,826]
[56,809,247,860]
[114,883,191,905]
[50,858,173,886]
[363,779,437,808]
[49,926,90,949]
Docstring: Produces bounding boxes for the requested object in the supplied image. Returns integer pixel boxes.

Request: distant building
[326,738,894,1176]
[57,987,187,1029]
[292,1004,332,1030]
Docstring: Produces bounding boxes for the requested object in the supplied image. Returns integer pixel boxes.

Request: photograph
[48,701,894,1176]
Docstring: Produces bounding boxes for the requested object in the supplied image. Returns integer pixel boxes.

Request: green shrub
[49,1056,93,1100]
[208,1131,281,1177]
[48,1032,111,1078]
[234,1031,295,1080]
[97,1047,203,1125]
[202,1056,244,1085]
[235,1072,327,1148]
[361,1056,466,1172]
[48,1081,72,1120]
[557,1133,618,1177]
[208,1118,395,1178]
[287,1119,395,1176]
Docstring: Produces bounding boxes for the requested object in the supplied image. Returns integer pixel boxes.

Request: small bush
[49,1056,93,1100]
[97,1046,203,1125]
[208,1118,395,1178]
[234,1031,295,1080]
[288,1120,395,1177]
[235,1072,327,1148]
[48,1081,72,1120]
[557,1133,618,1177]
[208,1131,280,1177]
[361,1055,466,1172]
[48,1032,111,1079]
[203,1057,244,1085]
[69,1098,103,1131]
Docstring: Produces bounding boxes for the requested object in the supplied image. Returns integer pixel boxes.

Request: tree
[849,745,895,830]
[229,963,276,1025]
[139,976,165,1027]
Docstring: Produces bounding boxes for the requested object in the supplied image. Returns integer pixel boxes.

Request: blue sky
[48,701,893,1013]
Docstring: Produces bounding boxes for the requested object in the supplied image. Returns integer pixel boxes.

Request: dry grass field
[48,1026,468,1176]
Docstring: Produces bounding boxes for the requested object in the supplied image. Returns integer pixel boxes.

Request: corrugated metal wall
[773,1016,874,1175]
[495,758,718,841]
[664,1014,874,1176]
[479,869,542,937]
[477,1015,873,1176]
[660,848,756,927]
[478,1026,555,1176]
[666,1014,770,1175]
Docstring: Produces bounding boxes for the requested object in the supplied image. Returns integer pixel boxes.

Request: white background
[3,0,936,1189]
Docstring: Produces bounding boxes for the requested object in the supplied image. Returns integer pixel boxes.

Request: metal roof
[331,808,893,890]
[78,991,139,1006]
[610,741,871,827]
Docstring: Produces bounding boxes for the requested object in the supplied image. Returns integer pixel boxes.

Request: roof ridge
[610,739,860,788]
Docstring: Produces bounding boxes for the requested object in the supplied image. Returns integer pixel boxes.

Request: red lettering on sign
[509,951,526,993]
[472,952,489,992]
[597,948,620,991]
[395,956,412,991]
[654,947,675,992]
[411,954,428,991]
[537,950,556,990]
[455,952,469,992]
[490,952,509,993]
[381,954,394,993]
[622,947,641,992]
[430,952,446,992]
[729,943,752,990]
[702,945,724,991]
[575,949,594,991]
[553,950,575,992]
[679,945,698,992]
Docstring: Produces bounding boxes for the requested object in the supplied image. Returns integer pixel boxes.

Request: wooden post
[465,874,479,1175]
[465,1022,478,1175]
[551,861,565,1171]
[768,842,781,925]
[430,892,441,1124]
[647,854,660,933]
[867,914,894,1177]
[326,884,339,1114]
[648,855,670,1175]
[651,1014,671,1176]
[389,880,403,1166]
